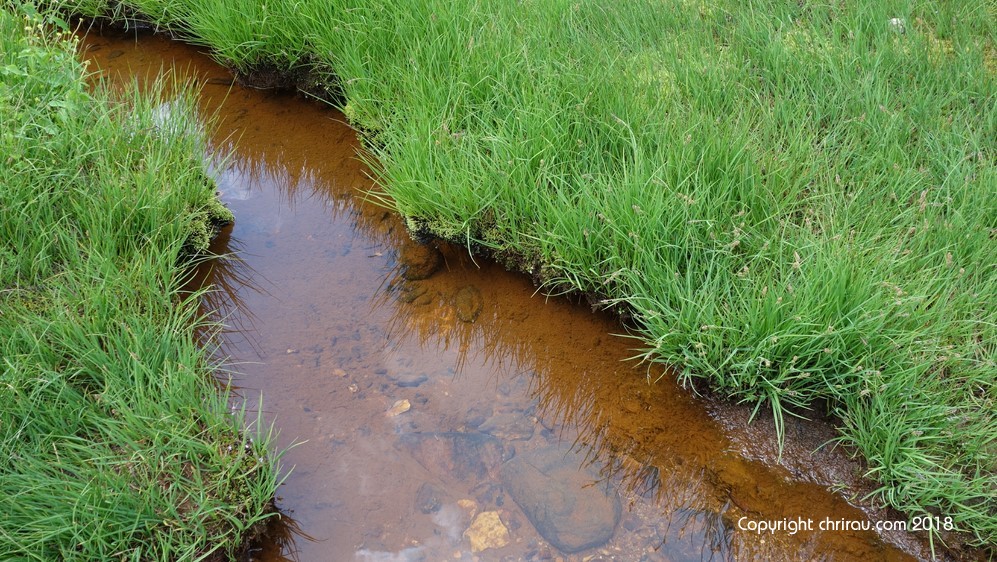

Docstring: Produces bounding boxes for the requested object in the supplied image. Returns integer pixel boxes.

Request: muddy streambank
[78,30,978,562]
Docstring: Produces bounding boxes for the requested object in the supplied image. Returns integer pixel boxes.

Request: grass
[1,4,281,560]
[47,0,997,553]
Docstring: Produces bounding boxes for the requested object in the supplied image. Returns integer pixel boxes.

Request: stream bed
[80,29,947,562]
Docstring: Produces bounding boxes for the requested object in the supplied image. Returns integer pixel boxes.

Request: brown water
[80,29,950,562]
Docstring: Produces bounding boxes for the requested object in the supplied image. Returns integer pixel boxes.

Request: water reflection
[242,511,315,562]
[657,507,734,562]
[80,30,933,562]
[196,229,266,327]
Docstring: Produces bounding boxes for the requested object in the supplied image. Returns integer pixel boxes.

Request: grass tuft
[1,4,281,559]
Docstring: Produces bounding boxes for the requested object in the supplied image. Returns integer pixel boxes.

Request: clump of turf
[0,4,281,560]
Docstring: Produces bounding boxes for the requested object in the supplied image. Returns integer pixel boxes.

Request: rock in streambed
[501,444,622,553]
[397,431,507,481]
[399,243,443,280]
[454,284,484,322]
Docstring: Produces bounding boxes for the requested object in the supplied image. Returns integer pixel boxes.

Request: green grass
[51,0,997,552]
[1,5,281,560]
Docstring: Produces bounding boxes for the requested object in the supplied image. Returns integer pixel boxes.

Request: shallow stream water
[80,29,946,562]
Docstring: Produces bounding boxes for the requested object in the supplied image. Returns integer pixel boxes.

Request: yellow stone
[463,511,510,553]
[386,399,411,417]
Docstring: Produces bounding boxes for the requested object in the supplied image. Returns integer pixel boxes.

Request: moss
[183,175,233,255]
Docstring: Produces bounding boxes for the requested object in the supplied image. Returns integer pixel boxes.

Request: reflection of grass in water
[66,0,997,550]
[659,507,735,561]
[371,245,669,493]
[183,228,275,365]
[0,9,282,559]
[246,509,317,562]
[209,142,324,210]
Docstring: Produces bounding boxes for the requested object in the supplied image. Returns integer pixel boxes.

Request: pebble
[464,511,510,553]
[389,372,429,388]
[478,412,535,441]
[454,285,484,322]
[386,399,411,417]
[414,482,447,514]
[458,498,479,515]
[400,244,444,280]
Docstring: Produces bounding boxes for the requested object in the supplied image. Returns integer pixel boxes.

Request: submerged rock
[399,243,443,280]
[414,481,448,514]
[386,399,411,417]
[464,511,511,552]
[388,371,428,388]
[478,411,535,441]
[465,405,493,429]
[397,432,506,481]
[397,282,431,304]
[501,444,621,553]
[454,285,484,322]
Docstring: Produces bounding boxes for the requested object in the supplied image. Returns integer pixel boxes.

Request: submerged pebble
[400,243,443,280]
[454,285,484,322]
[465,405,493,429]
[414,481,448,514]
[389,372,429,388]
[386,399,411,417]
[478,411,535,441]
[464,511,510,553]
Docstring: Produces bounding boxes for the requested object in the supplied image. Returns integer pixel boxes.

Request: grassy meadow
[1,5,281,559]
[51,0,997,553]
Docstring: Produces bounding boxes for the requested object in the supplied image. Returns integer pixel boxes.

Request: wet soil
[78,30,974,562]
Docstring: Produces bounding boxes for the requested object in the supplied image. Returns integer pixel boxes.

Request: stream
[80,28,943,562]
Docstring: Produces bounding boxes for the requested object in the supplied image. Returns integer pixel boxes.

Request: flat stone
[397,432,505,481]
[501,444,621,554]
[386,399,411,417]
[478,412,535,441]
[389,372,428,388]
[453,285,483,322]
[464,511,510,553]
[465,405,493,429]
